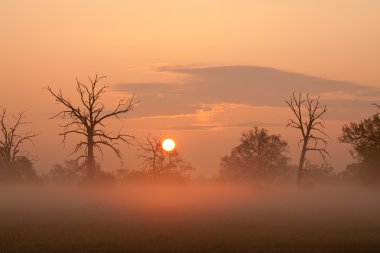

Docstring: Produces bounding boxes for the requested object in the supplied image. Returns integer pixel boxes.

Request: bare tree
[138,135,194,179]
[0,108,39,181]
[285,92,328,186]
[138,135,164,174]
[47,75,136,178]
[0,107,38,165]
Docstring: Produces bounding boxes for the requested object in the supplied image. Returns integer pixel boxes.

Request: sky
[0,0,380,176]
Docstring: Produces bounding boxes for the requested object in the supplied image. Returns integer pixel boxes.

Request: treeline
[220,94,380,186]
[0,75,194,184]
[0,75,379,186]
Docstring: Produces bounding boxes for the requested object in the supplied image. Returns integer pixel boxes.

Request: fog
[1,183,380,252]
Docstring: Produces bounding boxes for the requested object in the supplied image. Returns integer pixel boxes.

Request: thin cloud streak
[159,120,285,132]
[113,65,380,126]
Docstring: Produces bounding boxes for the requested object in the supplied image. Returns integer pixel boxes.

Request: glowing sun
[162,138,176,152]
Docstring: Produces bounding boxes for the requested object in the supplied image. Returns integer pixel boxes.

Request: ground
[1,184,379,253]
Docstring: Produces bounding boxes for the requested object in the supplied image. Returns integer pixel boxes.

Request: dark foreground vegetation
[1,184,380,253]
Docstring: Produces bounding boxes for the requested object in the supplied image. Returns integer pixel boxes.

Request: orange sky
[1,0,380,176]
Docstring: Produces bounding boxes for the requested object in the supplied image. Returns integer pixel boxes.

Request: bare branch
[47,75,135,178]
[0,107,39,164]
[95,94,137,124]
[285,92,329,186]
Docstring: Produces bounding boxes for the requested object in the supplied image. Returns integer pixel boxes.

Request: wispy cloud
[113,65,380,126]
[157,120,284,132]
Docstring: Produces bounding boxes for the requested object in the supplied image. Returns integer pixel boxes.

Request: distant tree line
[1,75,379,186]
[219,92,380,187]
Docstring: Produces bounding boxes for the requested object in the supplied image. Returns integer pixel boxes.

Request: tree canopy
[220,127,289,182]
[339,115,380,182]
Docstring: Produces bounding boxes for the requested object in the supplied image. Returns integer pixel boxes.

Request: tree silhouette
[49,160,86,182]
[374,103,380,114]
[0,108,39,181]
[302,163,336,185]
[285,92,328,186]
[220,127,289,182]
[47,75,136,178]
[138,135,194,180]
[339,114,380,182]
[138,135,164,174]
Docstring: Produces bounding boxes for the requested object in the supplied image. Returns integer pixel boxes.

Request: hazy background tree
[302,163,336,185]
[220,127,289,182]
[47,75,136,179]
[48,160,86,183]
[339,114,380,183]
[137,135,194,181]
[286,92,328,186]
[0,108,39,182]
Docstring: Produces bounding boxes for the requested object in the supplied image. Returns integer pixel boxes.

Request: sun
[162,138,176,152]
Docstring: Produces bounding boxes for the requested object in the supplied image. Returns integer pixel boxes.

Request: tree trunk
[297,139,308,187]
[168,152,172,169]
[87,135,96,178]
[3,147,11,164]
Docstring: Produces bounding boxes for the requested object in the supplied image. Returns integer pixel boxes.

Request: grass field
[1,184,380,253]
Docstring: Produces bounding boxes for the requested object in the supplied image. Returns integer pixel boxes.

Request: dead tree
[138,135,165,175]
[0,107,38,165]
[285,92,328,186]
[47,75,136,178]
[138,135,194,179]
